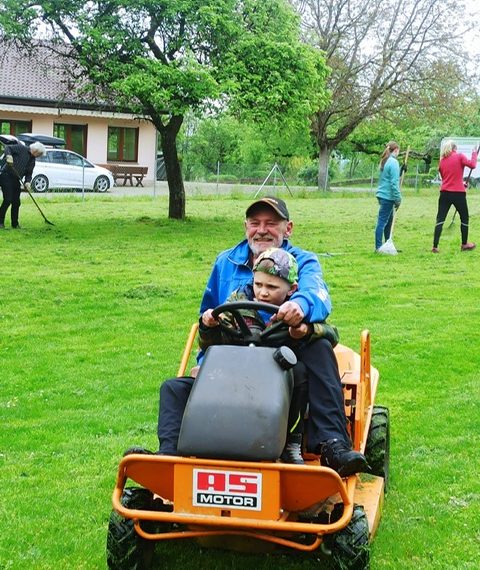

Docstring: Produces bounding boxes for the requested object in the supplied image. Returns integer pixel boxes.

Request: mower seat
[177,344,294,461]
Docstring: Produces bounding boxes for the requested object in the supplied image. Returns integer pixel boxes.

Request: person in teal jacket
[375,141,401,251]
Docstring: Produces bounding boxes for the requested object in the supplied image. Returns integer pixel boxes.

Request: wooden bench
[101,164,148,186]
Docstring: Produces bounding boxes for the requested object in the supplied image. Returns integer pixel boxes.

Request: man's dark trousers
[0,171,22,227]
[157,338,349,454]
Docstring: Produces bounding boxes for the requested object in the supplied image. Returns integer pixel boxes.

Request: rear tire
[365,406,390,490]
[94,175,110,192]
[31,175,49,192]
[324,505,370,570]
[106,487,157,570]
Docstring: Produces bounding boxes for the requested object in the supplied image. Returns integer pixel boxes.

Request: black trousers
[0,171,22,227]
[157,338,349,455]
[433,191,470,247]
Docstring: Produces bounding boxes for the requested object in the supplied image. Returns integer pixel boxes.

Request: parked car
[32,149,114,192]
[1,133,114,192]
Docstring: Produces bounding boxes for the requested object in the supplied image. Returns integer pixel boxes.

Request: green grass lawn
[1,190,479,569]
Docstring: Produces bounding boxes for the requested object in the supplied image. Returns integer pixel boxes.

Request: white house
[0,41,158,184]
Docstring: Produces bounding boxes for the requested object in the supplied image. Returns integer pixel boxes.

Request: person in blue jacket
[157,197,368,477]
[375,141,402,251]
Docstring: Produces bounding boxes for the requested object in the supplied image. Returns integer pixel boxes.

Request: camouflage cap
[253,247,298,284]
[245,196,289,220]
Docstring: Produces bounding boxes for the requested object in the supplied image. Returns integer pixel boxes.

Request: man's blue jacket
[200,239,332,323]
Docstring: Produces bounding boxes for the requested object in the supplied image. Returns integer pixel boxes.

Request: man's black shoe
[319,438,369,477]
[280,433,304,465]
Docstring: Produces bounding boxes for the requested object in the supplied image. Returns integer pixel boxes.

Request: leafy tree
[181,112,316,180]
[0,0,328,218]
[291,0,476,189]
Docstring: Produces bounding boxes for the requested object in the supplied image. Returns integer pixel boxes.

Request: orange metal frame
[112,328,381,552]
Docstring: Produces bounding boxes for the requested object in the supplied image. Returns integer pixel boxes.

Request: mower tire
[365,406,390,490]
[324,505,370,570]
[106,487,158,570]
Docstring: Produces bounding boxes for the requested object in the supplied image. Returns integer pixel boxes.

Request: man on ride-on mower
[199,247,339,464]
[157,197,369,477]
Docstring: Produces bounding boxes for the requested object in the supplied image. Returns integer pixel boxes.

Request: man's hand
[394,201,401,210]
[289,322,311,339]
[201,308,219,328]
[276,301,304,327]
[24,182,31,192]
[6,155,13,165]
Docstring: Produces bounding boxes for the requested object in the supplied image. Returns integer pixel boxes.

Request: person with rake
[0,140,46,229]
[431,139,477,253]
[374,141,402,253]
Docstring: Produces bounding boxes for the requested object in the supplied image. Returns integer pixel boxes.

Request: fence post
[216,161,220,193]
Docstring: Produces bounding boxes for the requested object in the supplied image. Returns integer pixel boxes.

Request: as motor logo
[193,469,262,510]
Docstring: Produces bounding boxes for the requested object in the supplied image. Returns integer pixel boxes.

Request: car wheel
[31,175,49,193]
[94,175,110,192]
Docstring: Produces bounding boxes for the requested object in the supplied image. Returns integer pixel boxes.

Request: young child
[199,247,339,464]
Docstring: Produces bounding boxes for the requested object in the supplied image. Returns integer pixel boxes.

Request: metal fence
[168,156,440,192]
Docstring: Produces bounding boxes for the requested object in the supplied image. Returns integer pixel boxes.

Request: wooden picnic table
[99,164,148,186]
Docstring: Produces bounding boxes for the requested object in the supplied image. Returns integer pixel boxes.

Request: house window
[0,120,32,136]
[107,127,138,162]
[54,124,87,156]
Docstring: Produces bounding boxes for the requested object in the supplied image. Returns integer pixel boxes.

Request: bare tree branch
[291,0,473,188]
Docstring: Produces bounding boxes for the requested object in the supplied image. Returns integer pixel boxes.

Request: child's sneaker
[461,242,476,251]
[280,434,304,465]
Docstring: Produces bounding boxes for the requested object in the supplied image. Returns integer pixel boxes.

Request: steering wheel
[211,301,291,346]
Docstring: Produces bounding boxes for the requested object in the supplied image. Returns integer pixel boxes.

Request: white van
[440,136,480,184]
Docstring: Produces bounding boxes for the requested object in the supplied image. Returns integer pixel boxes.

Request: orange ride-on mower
[107,302,389,569]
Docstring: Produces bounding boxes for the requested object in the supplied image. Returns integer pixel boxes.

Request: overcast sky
[463,1,480,57]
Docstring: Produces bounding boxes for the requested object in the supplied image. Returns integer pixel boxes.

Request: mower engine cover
[177,344,294,461]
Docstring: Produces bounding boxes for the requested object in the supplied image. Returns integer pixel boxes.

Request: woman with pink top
[432,140,477,253]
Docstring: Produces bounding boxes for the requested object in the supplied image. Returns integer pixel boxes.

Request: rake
[8,162,55,226]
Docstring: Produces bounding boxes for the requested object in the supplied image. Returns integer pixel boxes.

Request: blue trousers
[375,198,395,250]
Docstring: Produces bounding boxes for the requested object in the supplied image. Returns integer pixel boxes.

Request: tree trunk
[158,115,186,220]
[317,145,330,191]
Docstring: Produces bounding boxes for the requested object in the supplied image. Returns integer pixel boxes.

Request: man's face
[245,207,293,257]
